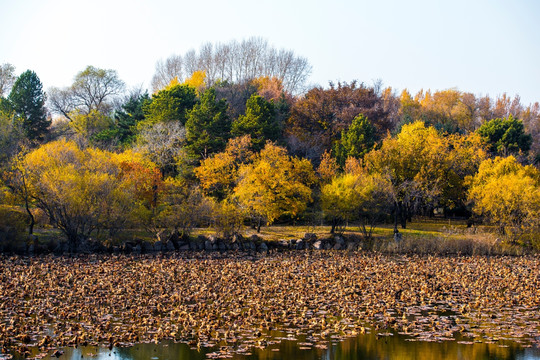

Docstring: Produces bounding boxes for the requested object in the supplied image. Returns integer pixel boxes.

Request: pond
[10,330,540,360]
[2,253,539,360]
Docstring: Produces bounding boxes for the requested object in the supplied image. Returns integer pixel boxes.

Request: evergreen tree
[93,92,150,146]
[185,88,230,159]
[334,114,376,166]
[142,84,197,125]
[8,70,50,141]
[231,94,279,150]
[477,115,532,156]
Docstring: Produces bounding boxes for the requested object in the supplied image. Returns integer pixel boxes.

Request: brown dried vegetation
[0,252,539,358]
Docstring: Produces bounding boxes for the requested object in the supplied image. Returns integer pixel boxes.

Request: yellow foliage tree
[210,198,245,239]
[157,178,212,239]
[251,76,287,102]
[234,142,315,232]
[344,157,365,176]
[321,172,393,236]
[467,156,540,243]
[399,89,421,121]
[364,121,486,231]
[195,135,254,200]
[16,140,160,249]
[183,70,206,93]
[69,109,114,141]
[317,150,338,183]
[321,174,361,234]
[404,88,479,132]
[163,76,181,91]
[195,151,236,199]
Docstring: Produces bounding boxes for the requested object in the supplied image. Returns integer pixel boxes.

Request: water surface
[28,331,540,360]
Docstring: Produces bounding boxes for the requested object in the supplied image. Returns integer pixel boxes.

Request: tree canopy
[185,87,230,159]
[1,49,540,247]
[234,142,315,232]
[142,84,197,125]
[477,115,532,156]
[231,94,280,151]
[8,70,50,141]
[468,156,540,242]
[48,66,124,119]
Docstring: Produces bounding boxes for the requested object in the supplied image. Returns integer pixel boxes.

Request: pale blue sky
[1,0,539,104]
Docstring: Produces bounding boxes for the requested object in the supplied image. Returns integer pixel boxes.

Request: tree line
[0,39,539,249]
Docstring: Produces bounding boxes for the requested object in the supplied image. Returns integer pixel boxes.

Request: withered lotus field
[0,251,539,359]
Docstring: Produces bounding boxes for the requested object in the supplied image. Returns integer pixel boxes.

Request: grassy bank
[5,218,538,256]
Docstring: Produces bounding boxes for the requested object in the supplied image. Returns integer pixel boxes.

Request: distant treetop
[151,37,312,95]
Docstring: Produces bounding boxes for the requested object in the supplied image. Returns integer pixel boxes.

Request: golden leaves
[234,142,315,225]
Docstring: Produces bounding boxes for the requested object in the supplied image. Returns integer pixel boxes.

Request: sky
[1,0,539,105]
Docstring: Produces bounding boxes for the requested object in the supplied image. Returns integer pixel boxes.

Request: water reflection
[30,331,540,360]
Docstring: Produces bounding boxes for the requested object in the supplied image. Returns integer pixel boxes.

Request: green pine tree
[334,114,376,166]
[231,94,279,150]
[477,115,532,155]
[185,88,230,159]
[8,70,50,141]
[142,84,197,125]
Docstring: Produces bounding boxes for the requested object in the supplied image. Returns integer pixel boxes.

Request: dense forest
[1,39,539,251]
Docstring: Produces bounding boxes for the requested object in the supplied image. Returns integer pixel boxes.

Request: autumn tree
[416,89,478,133]
[317,150,339,184]
[365,122,439,230]
[234,142,315,232]
[183,70,206,93]
[17,140,161,249]
[399,89,421,125]
[195,135,254,200]
[354,173,394,239]
[0,63,16,98]
[321,172,392,236]
[231,94,280,150]
[185,87,230,159]
[364,121,486,231]
[286,81,392,161]
[135,121,187,176]
[68,110,114,143]
[251,76,288,102]
[491,93,523,120]
[468,156,540,243]
[477,115,532,156]
[8,70,50,141]
[519,102,540,164]
[321,174,360,234]
[151,38,311,94]
[439,133,487,210]
[195,136,254,237]
[3,149,36,234]
[48,66,125,120]
[137,178,211,241]
[0,105,25,165]
[210,199,245,239]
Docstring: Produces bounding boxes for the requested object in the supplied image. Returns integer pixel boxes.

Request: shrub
[0,205,28,251]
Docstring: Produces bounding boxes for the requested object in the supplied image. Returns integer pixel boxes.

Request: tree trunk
[393,203,399,234]
[400,204,407,229]
[257,217,261,233]
[67,232,79,253]
[24,199,35,235]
